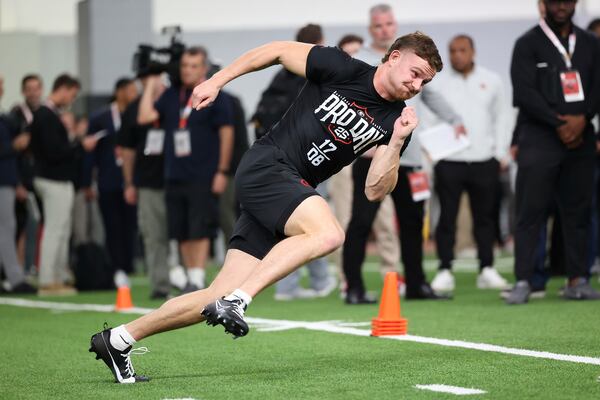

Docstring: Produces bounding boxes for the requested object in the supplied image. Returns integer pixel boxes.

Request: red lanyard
[179,88,193,129]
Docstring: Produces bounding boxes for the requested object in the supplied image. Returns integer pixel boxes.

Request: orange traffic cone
[115,286,133,311]
[371,272,408,336]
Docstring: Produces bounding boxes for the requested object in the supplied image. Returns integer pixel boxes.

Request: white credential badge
[144,129,165,155]
[174,129,192,157]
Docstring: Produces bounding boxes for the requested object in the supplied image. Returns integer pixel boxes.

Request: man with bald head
[429,35,510,294]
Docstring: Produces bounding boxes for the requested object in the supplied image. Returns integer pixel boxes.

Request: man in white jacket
[429,34,511,293]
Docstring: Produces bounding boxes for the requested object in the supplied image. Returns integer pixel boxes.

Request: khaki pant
[138,188,170,293]
[34,178,74,286]
[329,164,400,278]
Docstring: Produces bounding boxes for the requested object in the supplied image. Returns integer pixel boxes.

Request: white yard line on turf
[2,297,600,366]
[415,384,487,396]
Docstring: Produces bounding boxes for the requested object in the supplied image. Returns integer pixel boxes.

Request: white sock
[187,267,205,288]
[110,325,136,351]
[224,289,253,308]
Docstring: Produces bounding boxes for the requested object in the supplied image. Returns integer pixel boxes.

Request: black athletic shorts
[165,181,219,241]
[229,143,319,259]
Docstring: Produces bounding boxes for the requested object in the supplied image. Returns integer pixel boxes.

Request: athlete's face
[369,12,397,49]
[180,53,208,87]
[387,50,435,100]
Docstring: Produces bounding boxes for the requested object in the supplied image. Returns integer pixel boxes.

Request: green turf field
[1,258,600,400]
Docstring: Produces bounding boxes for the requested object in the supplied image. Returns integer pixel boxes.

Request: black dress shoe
[10,282,37,294]
[405,283,452,300]
[345,290,377,305]
[149,290,169,300]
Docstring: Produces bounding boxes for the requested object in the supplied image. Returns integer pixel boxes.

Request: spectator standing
[119,74,170,299]
[429,35,511,293]
[506,0,600,304]
[9,74,43,273]
[30,74,98,295]
[0,74,36,293]
[343,4,461,303]
[138,47,235,293]
[82,78,139,287]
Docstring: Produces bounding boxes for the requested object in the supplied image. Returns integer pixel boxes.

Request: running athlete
[89,31,442,383]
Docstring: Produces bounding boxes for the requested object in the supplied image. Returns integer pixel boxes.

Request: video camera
[132,25,185,84]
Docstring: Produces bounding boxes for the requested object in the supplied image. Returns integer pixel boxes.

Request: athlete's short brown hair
[382,31,443,72]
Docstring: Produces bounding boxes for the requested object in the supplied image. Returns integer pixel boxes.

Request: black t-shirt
[257,46,407,186]
[154,86,234,184]
[118,98,165,189]
[29,106,81,182]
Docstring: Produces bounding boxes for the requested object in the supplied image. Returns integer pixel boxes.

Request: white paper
[92,129,108,140]
[418,123,470,162]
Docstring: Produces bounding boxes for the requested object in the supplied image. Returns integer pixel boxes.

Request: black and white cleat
[201,298,249,339]
[89,325,150,383]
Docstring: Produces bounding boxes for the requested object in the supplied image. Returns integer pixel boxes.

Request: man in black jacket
[506,0,600,304]
[0,75,36,294]
[30,74,97,296]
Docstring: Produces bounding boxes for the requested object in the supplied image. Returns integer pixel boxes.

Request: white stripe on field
[1,297,600,366]
[415,384,487,395]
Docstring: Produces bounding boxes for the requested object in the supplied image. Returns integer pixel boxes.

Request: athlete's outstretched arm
[192,41,314,110]
[365,107,418,202]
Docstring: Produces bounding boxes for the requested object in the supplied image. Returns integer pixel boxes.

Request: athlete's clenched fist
[392,106,418,140]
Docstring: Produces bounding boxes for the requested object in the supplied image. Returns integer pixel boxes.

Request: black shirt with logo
[257,46,408,187]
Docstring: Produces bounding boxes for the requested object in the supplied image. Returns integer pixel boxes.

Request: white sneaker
[477,267,510,290]
[114,269,130,288]
[315,276,337,298]
[431,269,455,293]
[169,265,188,290]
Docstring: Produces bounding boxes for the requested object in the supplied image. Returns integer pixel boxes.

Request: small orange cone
[115,286,133,311]
[371,272,408,336]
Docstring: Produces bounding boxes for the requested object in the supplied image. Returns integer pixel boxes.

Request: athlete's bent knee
[316,225,345,255]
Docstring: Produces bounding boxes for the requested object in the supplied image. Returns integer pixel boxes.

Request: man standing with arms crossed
[90,32,442,383]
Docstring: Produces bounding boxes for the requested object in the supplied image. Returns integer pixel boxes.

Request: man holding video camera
[138,47,234,293]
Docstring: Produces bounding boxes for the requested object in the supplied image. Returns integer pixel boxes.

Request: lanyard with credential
[20,103,33,125]
[179,88,193,130]
[539,18,576,69]
[45,99,59,115]
[110,102,122,131]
